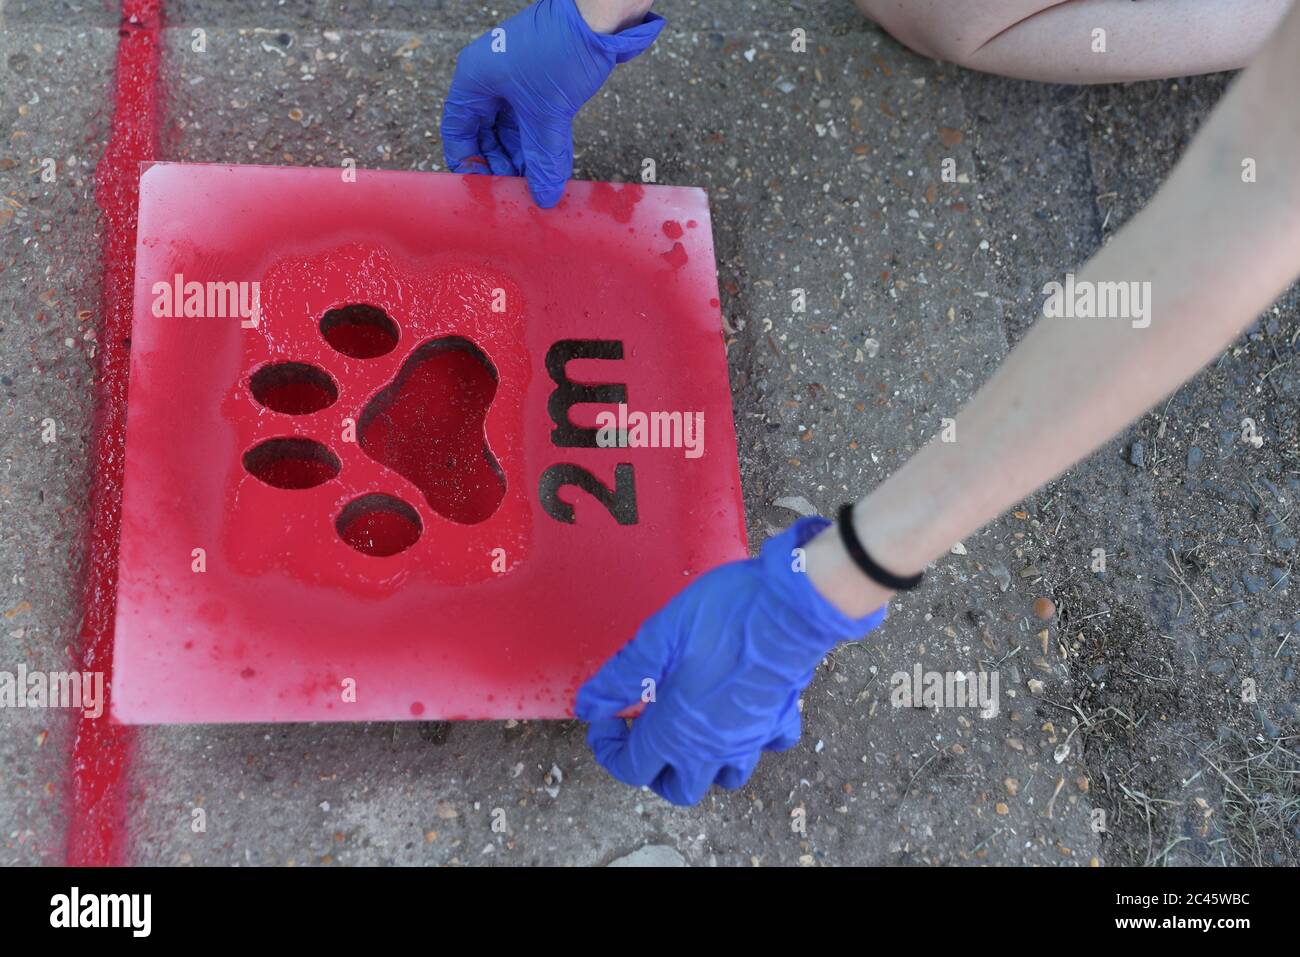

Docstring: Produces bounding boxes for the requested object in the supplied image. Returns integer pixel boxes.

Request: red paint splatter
[66,0,165,868]
[709,297,719,308]
[662,220,682,239]
[686,220,698,229]
[410,702,425,716]
[661,242,688,269]
[587,182,644,224]
[463,171,497,209]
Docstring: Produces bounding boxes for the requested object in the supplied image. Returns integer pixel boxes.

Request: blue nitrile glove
[440,0,665,208]
[575,518,887,806]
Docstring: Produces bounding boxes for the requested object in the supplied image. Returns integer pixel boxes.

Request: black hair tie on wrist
[836,503,925,592]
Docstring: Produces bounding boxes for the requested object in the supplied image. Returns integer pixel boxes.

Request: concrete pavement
[1,0,1295,866]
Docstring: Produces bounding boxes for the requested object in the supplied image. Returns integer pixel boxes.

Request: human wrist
[575,0,654,33]
[763,519,888,645]
[803,519,896,620]
[851,494,935,582]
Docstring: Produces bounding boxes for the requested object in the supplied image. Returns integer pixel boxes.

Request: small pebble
[773,495,817,517]
[1034,596,1056,620]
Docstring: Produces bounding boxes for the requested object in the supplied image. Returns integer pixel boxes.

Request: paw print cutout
[242,302,507,557]
[221,241,532,593]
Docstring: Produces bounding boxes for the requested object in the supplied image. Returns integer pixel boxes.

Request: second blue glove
[440,0,665,207]
[575,518,888,806]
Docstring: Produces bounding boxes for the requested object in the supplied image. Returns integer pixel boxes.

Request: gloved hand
[575,518,888,805]
[440,0,665,208]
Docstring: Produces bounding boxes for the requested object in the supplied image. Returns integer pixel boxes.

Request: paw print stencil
[228,241,530,578]
[117,164,741,724]
[242,302,506,556]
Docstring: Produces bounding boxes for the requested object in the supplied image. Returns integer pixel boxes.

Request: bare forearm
[808,2,1300,616]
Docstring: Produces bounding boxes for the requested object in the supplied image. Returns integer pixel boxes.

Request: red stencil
[111,163,746,723]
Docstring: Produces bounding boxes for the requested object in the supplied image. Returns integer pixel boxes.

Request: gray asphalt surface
[1,0,1296,866]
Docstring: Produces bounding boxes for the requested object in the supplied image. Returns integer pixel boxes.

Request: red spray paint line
[66,0,165,867]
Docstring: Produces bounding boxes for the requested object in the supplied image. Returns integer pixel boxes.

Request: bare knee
[855,0,947,60]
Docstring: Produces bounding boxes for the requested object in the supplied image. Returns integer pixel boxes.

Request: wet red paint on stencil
[68,0,165,867]
[587,182,645,223]
[661,242,689,269]
[113,164,745,724]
